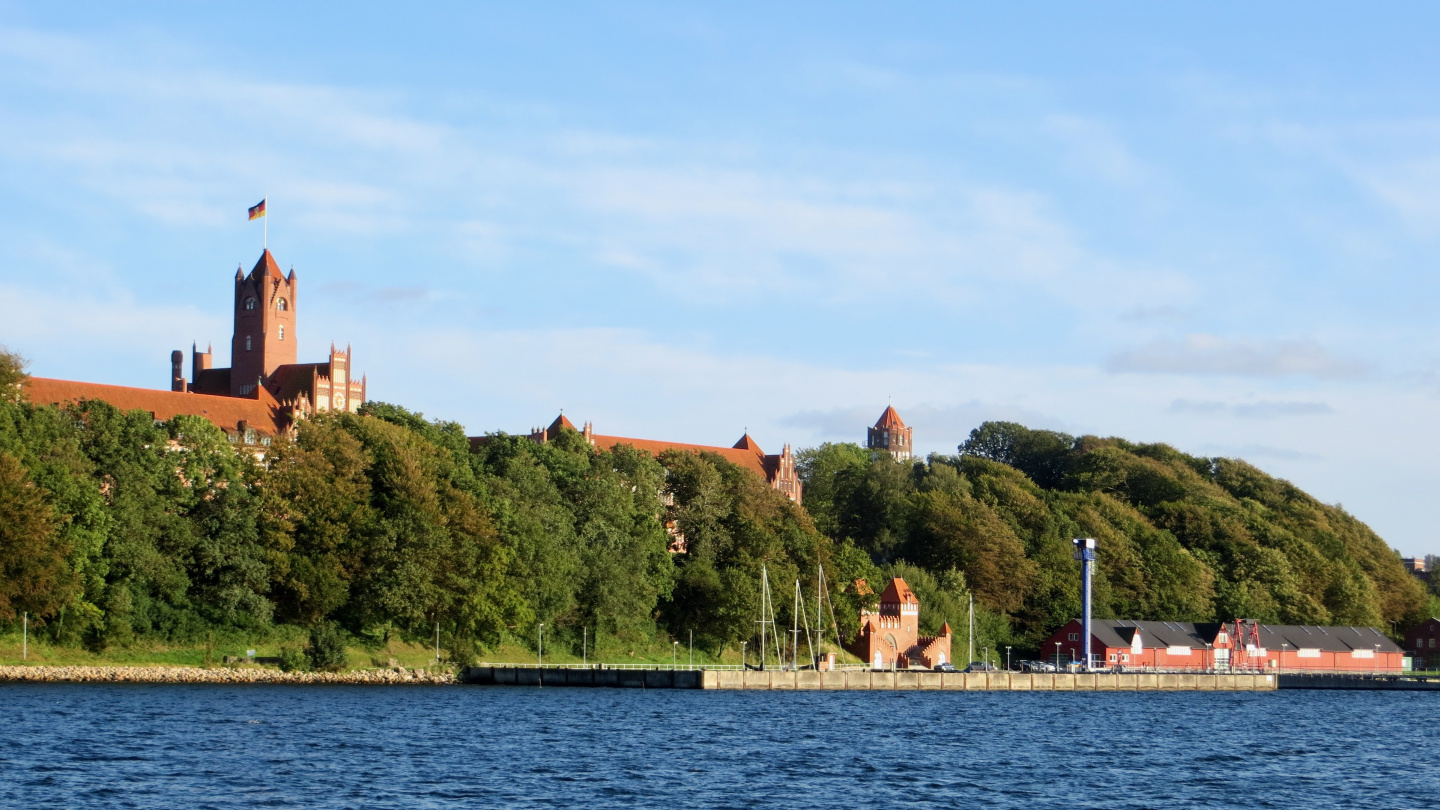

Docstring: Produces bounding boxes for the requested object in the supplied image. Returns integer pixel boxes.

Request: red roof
[250,249,285,282]
[874,405,907,429]
[880,577,918,605]
[591,433,768,477]
[24,377,288,436]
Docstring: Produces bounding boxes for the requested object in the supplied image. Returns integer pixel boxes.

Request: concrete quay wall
[460,667,1275,692]
[705,670,1275,691]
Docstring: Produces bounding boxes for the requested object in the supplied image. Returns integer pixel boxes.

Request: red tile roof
[874,405,907,429]
[591,433,768,477]
[880,577,918,605]
[24,377,288,436]
[251,249,285,282]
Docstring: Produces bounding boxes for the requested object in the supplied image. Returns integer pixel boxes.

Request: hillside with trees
[0,344,1432,663]
[799,422,1433,652]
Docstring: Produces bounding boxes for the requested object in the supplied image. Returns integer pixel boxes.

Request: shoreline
[0,664,457,685]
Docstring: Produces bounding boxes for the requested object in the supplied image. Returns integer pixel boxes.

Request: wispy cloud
[1107,334,1369,379]
[1169,399,1335,419]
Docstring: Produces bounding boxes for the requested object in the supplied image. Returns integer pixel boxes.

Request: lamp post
[673,641,680,671]
[1006,646,1012,672]
[583,627,587,668]
[741,641,747,670]
[538,623,544,668]
[889,637,898,674]
[1375,644,1381,677]
[983,646,989,671]
[1054,642,1061,672]
[1279,642,1287,675]
[689,629,694,671]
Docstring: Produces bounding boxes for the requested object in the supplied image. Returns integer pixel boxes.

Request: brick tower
[867,405,913,461]
[229,249,297,397]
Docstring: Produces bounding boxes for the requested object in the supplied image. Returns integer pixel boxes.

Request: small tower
[867,405,913,460]
[170,350,187,392]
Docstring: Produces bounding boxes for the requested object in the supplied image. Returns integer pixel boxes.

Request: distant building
[481,413,802,504]
[1039,619,1405,673]
[866,405,913,461]
[846,577,952,669]
[1404,618,1440,670]
[25,249,364,445]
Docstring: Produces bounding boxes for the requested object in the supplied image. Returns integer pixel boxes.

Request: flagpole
[263,195,268,250]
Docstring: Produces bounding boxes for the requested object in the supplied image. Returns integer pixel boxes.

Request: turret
[170,350,187,392]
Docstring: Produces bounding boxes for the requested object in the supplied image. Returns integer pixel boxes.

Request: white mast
[968,593,974,665]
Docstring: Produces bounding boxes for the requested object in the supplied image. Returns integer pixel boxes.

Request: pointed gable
[732,433,764,454]
[874,405,907,429]
[249,249,285,282]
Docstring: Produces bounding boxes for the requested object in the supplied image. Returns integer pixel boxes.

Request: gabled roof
[874,405,907,429]
[249,249,286,283]
[24,377,288,436]
[265,362,330,404]
[591,433,769,477]
[1062,619,1404,654]
[732,433,763,452]
[879,577,918,605]
[940,622,952,636]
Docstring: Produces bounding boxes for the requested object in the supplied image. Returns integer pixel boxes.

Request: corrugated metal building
[1039,619,1404,673]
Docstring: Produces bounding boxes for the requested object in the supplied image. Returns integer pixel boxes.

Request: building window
[278,325,285,341]
[245,297,256,310]
[245,335,252,351]
[1068,632,1079,641]
[277,298,288,311]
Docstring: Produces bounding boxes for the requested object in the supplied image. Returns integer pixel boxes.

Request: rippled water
[3,683,1439,808]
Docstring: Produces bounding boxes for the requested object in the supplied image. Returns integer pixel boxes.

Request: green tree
[0,451,79,619]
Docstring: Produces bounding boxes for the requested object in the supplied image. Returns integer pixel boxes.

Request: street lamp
[1054,642,1062,672]
[1279,642,1287,675]
[1006,646,1012,672]
[673,641,680,671]
[983,646,989,671]
[689,629,694,671]
[1375,644,1381,677]
[741,641,747,670]
[538,623,544,668]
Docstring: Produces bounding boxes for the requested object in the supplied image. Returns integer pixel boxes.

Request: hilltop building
[867,405,913,461]
[1040,618,1405,673]
[25,249,363,445]
[846,577,952,669]
[486,414,802,504]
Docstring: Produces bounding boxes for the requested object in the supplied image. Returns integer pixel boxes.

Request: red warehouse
[1039,619,1405,673]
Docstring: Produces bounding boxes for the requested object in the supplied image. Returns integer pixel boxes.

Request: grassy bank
[0,630,863,670]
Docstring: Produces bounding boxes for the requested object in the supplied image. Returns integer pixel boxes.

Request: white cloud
[1169,399,1335,419]
[1108,334,1369,379]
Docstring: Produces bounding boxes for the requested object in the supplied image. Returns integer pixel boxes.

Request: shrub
[278,646,309,673]
[305,623,348,672]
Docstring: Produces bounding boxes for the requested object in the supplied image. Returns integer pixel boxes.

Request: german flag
[248,198,267,220]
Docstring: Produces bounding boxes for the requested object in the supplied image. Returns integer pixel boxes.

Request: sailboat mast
[792,579,801,670]
[760,565,768,671]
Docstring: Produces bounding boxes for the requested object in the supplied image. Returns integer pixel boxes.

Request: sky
[1,4,1438,554]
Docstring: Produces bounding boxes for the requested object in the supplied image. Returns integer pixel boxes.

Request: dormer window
[278,325,285,340]
[245,297,257,310]
[245,335,252,351]
[277,298,288,311]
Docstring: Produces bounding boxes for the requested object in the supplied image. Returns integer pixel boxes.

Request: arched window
[277,298,288,311]
[278,325,285,341]
[245,335,252,351]
[245,297,256,310]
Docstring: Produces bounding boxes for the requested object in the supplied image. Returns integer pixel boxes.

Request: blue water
[2,684,1439,808]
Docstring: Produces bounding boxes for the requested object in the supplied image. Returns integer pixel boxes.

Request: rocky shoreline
[0,664,457,685]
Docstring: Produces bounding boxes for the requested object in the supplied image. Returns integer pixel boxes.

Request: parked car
[1021,660,1058,673]
[963,662,998,673]
[932,662,957,672]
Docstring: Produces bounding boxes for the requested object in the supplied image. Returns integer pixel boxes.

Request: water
[3,684,1439,808]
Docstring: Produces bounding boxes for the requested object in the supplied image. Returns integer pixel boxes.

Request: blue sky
[2,4,1439,554]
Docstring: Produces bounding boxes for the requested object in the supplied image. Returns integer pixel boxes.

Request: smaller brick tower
[867,405,913,461]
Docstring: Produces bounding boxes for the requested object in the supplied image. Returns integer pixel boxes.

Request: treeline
[799,421,1433,652]
[0,352,853,660]
[1,343,1431,661]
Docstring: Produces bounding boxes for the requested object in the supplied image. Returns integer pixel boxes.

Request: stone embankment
[0,665,457,685]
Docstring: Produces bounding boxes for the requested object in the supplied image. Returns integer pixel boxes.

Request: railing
[473,662,877,672]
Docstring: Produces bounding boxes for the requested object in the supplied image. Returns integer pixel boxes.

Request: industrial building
[1039,618,1405,673]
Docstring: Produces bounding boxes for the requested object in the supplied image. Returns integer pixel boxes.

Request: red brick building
[846,577,952,669]
[1039,618,1405,673]
[485,413,803,504]
[1404,617,1440,671]
[25,249,363,444]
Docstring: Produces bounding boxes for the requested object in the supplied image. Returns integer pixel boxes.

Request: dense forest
[1,346,1434,663]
